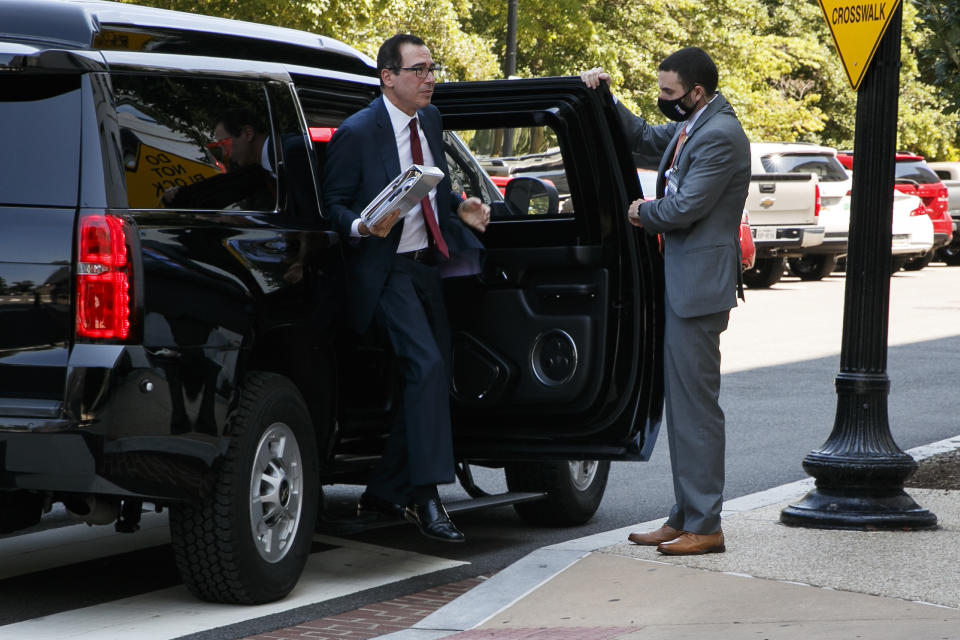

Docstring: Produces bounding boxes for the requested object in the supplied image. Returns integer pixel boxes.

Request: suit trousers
[366,254,455,505]
[662,302,730,535]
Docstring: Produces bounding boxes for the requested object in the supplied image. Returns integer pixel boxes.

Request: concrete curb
[375,433,960,639]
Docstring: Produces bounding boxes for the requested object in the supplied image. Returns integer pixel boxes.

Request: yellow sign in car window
[817,0,901,90]
[125,142,223,209]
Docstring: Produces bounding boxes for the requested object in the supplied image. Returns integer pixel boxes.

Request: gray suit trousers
[662,301,730,535]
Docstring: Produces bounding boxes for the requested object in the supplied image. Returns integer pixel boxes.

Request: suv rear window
[110,75,277,211]
[1,75,82,207]
[895,160,940,185]
[760,153,848,182]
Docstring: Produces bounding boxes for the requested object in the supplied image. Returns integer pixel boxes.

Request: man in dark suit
[164,107,276,212]
[322,34,488,543]
[581,47,750,555]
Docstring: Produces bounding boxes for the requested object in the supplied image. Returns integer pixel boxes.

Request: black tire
[742,256,786,288]
[787,254,837,281]
[505,460,609,526]
[902,252,933,271]
[169,372,319,604]
[936,244,960,266]
[891,256,909,274]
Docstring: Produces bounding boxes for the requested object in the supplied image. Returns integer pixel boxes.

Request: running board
[315,490,546,536]
[445,491,546,513]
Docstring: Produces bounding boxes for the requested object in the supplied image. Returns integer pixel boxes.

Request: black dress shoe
[405,497,465,543]
[357,492,406,520]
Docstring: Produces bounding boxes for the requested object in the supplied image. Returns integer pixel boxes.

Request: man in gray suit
[581,47,750,555]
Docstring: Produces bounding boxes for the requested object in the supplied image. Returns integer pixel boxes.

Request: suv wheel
[505,460,610,526]
[169,372,319,604]
[787,255,837,281]
[742,256,786,288]
[902,252,932,271]
[936,244,960,266]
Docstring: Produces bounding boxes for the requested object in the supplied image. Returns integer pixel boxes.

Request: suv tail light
[914,184,948,217]
[934,184,949,213]
[76,214,132,340]
[814,183,821,220]
[309,127,336,143]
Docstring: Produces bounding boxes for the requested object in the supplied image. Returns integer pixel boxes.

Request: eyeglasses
[393,64,443,79]
[206,137,233,163]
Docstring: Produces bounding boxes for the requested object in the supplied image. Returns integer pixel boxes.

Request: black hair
[377,33,427,84]
[217,107,267,137]
[659,47,719,95]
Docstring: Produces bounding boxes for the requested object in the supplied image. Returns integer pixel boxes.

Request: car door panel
[448,251,607,411]
[434,78,663,458]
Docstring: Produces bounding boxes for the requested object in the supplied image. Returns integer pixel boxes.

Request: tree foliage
[126,0,958,159]
[124,0,499,80]
[912,0,960,116]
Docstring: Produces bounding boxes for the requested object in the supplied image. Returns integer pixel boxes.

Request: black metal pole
[501,0,518,157]
[780,3,936,530]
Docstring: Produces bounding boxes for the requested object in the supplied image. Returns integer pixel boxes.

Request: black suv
[0,0,662,604]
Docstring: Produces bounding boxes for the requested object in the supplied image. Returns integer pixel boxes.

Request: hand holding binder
[359,164,444,232]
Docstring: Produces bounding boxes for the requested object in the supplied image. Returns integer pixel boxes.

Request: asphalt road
[2,264,959,639]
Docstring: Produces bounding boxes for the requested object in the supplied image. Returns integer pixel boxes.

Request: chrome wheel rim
[249,422,303,563]
[568,460,598,491]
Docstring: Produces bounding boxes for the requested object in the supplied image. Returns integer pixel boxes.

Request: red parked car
[837,151,952,270]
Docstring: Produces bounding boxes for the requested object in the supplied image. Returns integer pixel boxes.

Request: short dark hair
[377,33,426,81]
[659,47,718,96]
[217,107,266,137]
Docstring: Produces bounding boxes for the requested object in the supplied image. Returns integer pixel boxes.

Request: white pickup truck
[928,161,960,265]
[742,143,831,288]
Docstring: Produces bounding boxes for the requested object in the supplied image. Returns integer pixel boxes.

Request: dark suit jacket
[164,134,318,217]
[322,96,483,332]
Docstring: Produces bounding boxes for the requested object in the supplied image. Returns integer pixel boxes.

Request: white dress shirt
[351,96,440,252]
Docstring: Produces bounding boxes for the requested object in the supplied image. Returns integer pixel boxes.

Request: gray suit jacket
[618,93,750,318]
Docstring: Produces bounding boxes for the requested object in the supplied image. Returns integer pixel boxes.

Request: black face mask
[657,87,697,122]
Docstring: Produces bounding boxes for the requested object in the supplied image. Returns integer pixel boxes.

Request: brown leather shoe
[657,530,725,555]
[627,523,682,546]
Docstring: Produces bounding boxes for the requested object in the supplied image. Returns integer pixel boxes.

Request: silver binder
[359,164,444,228]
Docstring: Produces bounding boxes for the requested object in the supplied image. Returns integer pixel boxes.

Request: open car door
[433,77,663,462]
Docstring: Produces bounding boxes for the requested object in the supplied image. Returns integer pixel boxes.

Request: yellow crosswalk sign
[817,0,902,90]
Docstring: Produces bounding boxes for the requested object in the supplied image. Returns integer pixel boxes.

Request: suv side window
[1,74,82,207]
[266,82,321,220]
[443,131,501,205]
[459,125,574,216]
[295,80,379,178]
[109,75,277,211]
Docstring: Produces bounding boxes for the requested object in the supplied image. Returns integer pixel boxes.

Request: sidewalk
[377,435,960,640]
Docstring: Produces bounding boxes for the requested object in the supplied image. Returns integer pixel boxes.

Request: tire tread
[169,372,315,604]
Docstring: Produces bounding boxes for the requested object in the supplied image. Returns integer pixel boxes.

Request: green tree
[912,0,960,115]
[898,1,959,160]
[124,0,958,158]
[123,0,499,81]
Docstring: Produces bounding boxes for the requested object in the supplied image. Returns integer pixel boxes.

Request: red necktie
[408,118,449,259]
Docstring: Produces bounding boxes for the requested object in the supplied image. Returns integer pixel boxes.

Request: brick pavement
[242,576,487,640]
[447,629,640,639]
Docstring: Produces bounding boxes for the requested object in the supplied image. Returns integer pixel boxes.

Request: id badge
[666,169,680,196]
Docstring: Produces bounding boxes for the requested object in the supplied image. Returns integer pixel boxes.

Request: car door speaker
[531,329,577,386]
